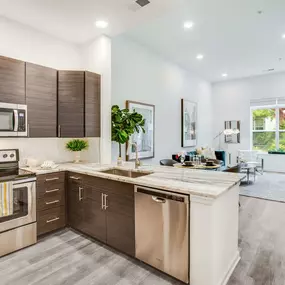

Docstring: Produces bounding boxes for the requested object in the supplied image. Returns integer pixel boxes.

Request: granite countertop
[22,162,245,199]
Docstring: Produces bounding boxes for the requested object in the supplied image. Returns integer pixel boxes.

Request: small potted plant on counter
[111,105,145,166]
[66,139,89,163]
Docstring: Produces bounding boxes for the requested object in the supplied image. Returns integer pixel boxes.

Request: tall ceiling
[125,0,285,82]
[1,0,285,82]
[0,0,180,44]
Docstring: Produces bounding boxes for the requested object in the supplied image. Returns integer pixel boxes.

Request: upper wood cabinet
[58,71,85,138]
[85,71,101,137]
[26,63,57,137]
[0,56,25,104]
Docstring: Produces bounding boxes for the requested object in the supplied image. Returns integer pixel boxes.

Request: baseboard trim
[219,251,240,285]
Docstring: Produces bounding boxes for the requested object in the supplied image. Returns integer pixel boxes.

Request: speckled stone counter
[22,162,244,199]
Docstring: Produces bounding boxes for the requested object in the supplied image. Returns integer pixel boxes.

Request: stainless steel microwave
[0,102,27,137]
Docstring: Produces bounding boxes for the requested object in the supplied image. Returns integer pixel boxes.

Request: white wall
[81,36,112,164]
[0,17,100,165]
[0,16,82,69]
[111,36,213,164]
[213,72,285,169]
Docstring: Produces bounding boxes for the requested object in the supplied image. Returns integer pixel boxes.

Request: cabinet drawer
[37,182,65,199]
[37,189,65,211]
[37,206,66,236]
[37,172,65,186]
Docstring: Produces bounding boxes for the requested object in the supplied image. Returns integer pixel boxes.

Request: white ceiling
[125,0,285,82]
[1,0,285,82]
[0,0,180,44]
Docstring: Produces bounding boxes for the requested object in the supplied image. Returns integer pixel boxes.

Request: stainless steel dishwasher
[135,186,189,283]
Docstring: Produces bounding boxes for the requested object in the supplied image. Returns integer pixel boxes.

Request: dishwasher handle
[152,196,166,203]
[135,185,189,204]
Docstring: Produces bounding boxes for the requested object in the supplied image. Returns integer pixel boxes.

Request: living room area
[109,0,285,283]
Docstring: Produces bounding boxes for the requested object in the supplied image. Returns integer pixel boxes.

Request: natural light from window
[251,106,285,152]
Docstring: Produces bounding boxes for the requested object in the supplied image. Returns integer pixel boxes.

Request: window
[251,105,285,152]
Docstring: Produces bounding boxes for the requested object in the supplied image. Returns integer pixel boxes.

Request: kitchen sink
[99,168,151,178]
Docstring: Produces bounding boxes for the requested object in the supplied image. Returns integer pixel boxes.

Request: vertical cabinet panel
[67,173,85,232]
[26,63,57,137]
[58,71,84,138]
[85,71,101,137]
[83,184,106,243]
[0,56,25,104]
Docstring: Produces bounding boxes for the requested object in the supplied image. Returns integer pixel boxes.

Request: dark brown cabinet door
[67,173,85,232]
[58,71,84,138]
[105,184,135,257]
[0,56,25,104]
[83,183,106,243]
[85,71,101,137]
[90,177,135,256]
[26,63,57,137]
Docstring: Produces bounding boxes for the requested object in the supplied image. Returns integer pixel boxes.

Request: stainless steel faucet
[132,142,140,169]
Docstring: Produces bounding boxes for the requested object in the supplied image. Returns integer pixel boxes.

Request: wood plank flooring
[1,196,285,285]
[228,196,285,285]
[0,229,183,285]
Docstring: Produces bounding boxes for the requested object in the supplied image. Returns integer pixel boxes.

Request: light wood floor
[228,196,285,285]
[1,196,285,285]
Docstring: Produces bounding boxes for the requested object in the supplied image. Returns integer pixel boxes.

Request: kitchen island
[25,162,243,285]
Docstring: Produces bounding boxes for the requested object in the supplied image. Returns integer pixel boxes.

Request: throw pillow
[201,148,216,159]
[196,148,202,155]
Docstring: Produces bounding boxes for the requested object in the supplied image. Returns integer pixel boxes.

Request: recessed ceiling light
[95,20,109,29]
[196,54,204,60]
[183,21,194,30]
[282,34,285,39]
[222,73,228,77]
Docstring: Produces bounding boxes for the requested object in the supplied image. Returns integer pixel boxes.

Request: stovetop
[0,168,36,183]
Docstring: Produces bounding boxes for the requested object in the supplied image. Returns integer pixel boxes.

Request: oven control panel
[0,149,19,163]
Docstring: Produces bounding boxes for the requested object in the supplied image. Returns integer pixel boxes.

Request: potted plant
[66,139,89,163]
[111,105,145,166]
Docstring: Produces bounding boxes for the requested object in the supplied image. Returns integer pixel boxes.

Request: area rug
[240,172,285,203]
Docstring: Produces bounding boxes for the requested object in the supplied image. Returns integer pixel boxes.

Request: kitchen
[0,3,243,285]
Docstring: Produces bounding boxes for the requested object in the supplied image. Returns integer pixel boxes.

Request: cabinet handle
[70,176,80,180]
[27,124,30,137]
[46,217,60,223]
[58,125,61,137]
[79,187,83,201]
[104,194,108,210]
[45,188,59,193]
[101,193,104,209]
[45,177,59,182]
[45,200,59,205]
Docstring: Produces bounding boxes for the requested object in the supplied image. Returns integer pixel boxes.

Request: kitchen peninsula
[26,162,243,285]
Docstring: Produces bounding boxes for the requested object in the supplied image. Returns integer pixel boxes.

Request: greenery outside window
[251,106,285,152]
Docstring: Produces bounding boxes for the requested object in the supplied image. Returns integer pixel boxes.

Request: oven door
[0,178,36,233]
[0,103,18,137]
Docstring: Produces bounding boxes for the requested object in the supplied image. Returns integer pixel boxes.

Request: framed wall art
[181,99,197,147]
[126,101,155,161]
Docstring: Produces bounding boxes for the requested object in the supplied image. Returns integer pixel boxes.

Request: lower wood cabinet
[67,172,135,256]
[36,172,66,236]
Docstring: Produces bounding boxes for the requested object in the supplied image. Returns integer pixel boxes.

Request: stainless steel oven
[0,102,27,137]
[0,149,36,257]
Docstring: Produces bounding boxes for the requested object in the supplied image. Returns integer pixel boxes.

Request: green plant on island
[66,139,89,152]
[111,105,145,158]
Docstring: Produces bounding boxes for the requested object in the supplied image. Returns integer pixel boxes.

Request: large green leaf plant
[111,105,145,158]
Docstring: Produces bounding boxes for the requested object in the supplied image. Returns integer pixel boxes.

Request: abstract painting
[126,101,155,160]
[181,99,197,147]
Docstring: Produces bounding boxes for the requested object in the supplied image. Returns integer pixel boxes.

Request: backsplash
[0,138,100,166]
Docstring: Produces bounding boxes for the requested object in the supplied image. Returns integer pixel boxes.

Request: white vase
[74,151,81,163]
[117,156,123,166]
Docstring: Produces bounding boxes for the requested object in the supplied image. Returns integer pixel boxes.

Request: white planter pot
[117,156,123,166]
[74,151,81,163]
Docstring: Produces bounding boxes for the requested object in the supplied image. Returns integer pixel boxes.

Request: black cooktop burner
[0,168,35,182]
